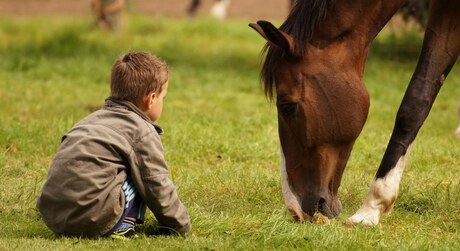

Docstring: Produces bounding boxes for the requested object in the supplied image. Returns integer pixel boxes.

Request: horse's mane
[262,0,336,100]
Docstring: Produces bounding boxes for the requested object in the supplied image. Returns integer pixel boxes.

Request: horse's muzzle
[299,194,342,221]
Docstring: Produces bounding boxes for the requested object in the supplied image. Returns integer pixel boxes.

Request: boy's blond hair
[111,52,169,104]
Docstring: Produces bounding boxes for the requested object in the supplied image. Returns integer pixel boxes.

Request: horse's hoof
[347,211,379,226]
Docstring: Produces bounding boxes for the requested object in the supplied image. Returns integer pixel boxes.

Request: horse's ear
[248,22,268,40]
[249,20,295,56]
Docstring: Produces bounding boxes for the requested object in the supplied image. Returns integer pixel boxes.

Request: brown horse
[187,0,232,19]
[90,0,126,31]
[249,0,460,225]
[187,0,296,19]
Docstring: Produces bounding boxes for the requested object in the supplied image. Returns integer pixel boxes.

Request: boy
[36,52,191,239]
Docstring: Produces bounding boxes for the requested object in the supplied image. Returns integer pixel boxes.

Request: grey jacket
[36,97,191,237]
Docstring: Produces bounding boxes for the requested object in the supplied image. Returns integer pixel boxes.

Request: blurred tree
[91,0,126,31]
[400,0,430,28]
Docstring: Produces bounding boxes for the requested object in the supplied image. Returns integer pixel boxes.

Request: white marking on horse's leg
[280,145,304,220]
[456,104,460,138]
[210,0,231,20]
[348,144,413,226]
[455,124,460,138]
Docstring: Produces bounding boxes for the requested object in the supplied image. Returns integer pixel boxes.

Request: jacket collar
[104,96,164,135]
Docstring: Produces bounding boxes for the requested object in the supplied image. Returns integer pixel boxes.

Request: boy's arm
[131,132,191,234]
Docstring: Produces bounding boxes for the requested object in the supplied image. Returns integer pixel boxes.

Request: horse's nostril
[318,197,326,212]
[318,197,333,218]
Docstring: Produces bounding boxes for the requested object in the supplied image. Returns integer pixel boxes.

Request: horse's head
[250,18,370,221]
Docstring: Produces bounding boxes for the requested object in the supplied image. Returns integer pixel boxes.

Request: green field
[0,15,459,250]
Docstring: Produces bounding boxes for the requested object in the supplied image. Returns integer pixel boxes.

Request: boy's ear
[144,92,156,110]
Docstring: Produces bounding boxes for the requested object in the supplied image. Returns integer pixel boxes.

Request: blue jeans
[106,177,146,234]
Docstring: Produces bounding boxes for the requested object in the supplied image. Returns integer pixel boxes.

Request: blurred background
[0,0,290,19]
[0,0,428,28]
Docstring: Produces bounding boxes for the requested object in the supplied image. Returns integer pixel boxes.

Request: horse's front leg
[210,0,231,20]
[187,0,201,16]
[348,0,460,226]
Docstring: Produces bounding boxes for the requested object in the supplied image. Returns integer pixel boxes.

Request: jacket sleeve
[131,130,191,234]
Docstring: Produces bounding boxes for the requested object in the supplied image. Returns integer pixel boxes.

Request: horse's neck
[314,0,404,47]
[308,0,404,78]
[361,0,405,43]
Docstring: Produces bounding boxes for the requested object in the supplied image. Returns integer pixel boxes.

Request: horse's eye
[279,102,298,117]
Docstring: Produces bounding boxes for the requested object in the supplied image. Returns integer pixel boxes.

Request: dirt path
[0,0,290,20]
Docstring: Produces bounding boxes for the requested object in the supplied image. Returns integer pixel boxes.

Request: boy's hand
[145,226,188,237]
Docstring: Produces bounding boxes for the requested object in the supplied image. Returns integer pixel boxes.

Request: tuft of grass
[0,15,459,250]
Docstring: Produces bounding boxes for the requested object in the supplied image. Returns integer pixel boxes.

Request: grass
[0,14,459,250]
